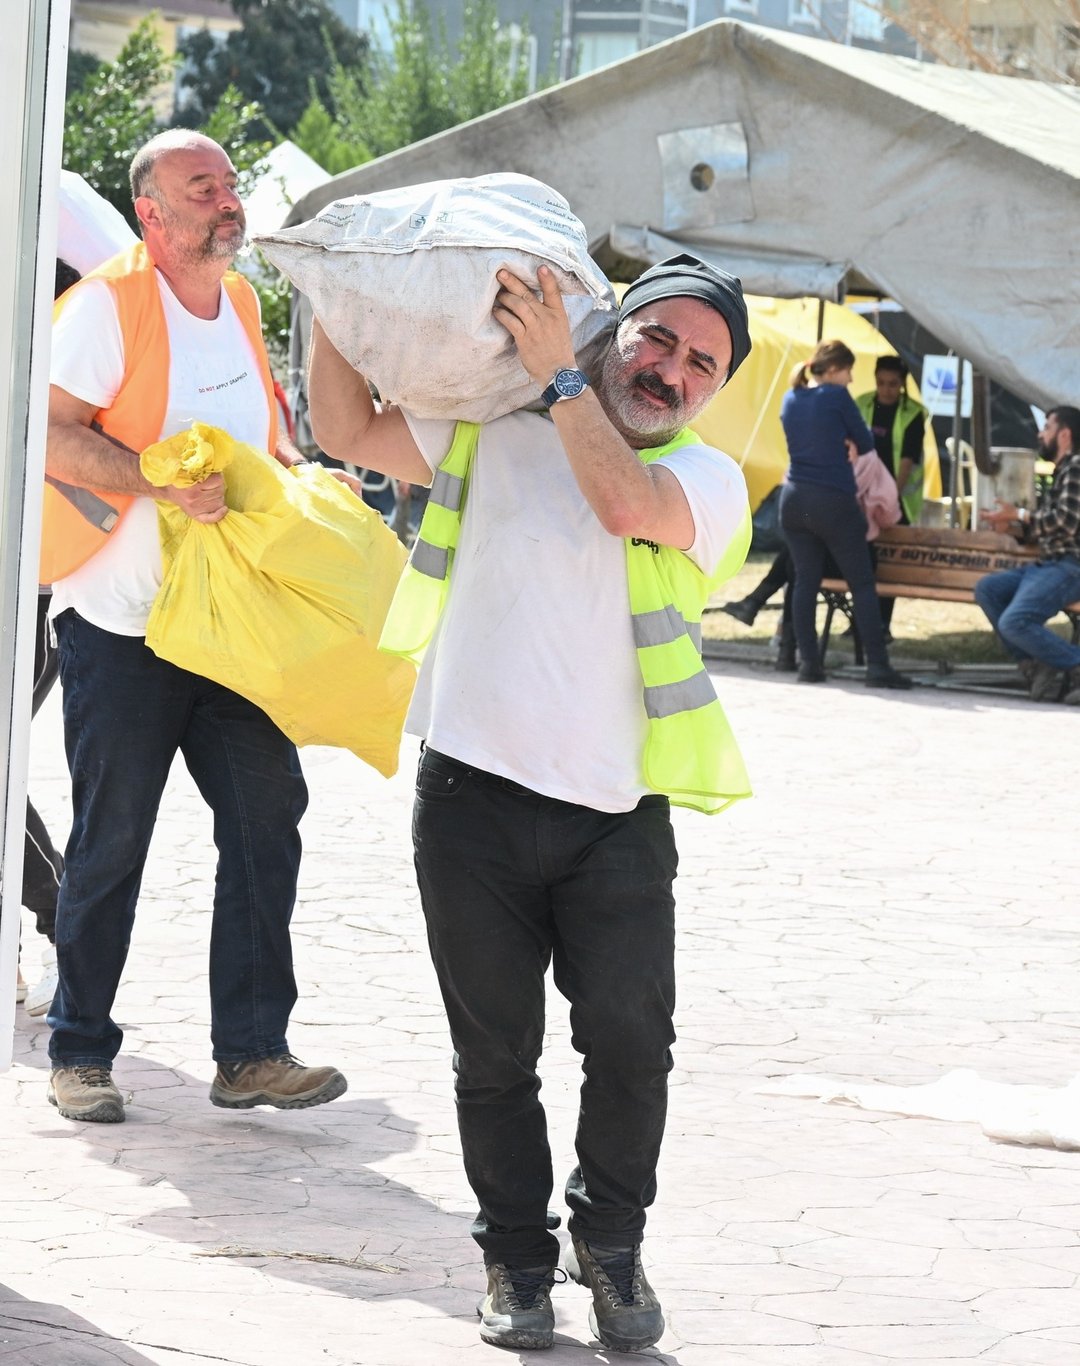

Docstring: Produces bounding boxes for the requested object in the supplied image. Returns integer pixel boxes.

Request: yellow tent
[689,295,942,513]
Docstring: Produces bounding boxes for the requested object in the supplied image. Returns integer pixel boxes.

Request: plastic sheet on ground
[757,1069,1080,1151]
[141,422,414,776]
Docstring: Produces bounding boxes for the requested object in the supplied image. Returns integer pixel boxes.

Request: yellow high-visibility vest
[379,420,752,814]
[855,389,929,526]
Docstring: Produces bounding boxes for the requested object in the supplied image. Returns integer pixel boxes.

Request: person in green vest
[308,253,753,1355]
[855,355,929,638]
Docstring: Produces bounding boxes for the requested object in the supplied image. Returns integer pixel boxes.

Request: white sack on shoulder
[255,173,616,423]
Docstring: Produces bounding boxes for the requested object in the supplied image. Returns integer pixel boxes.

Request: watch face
[555,369,586,399]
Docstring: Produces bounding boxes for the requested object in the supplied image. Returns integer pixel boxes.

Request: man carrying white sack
[309,253,753,1353]
[44,130,347,1124]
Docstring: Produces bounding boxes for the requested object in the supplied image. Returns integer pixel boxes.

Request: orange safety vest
[41,241,279,586]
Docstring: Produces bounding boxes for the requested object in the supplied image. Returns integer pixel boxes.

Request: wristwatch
[540,368,590,408]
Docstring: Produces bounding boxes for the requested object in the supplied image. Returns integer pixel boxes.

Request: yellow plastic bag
[141,422,415,777]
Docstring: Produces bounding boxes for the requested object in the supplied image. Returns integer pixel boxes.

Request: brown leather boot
[209,1054,347,1110]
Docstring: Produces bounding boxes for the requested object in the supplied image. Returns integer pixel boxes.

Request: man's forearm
[308,320,376,461]
[549,396,694,547]
[274,431,307,469]
[47,418,157,499]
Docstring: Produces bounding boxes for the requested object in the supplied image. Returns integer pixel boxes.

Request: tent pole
[949,358,964,528]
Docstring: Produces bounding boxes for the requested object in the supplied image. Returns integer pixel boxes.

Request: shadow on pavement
[0,1285,159,1364]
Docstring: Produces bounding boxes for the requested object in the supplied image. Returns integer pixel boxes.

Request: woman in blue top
[779,339,911,688]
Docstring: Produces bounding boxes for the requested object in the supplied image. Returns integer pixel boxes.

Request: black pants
[780,481,889,672]
[413,747,678,1267]
[25,593,63,938]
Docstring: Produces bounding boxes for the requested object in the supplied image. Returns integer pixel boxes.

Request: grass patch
[703,552,1074,667]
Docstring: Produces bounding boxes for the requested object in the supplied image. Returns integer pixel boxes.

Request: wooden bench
[817,525,1080,664]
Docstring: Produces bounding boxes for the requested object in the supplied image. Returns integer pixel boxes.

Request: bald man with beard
[44,131,347,1125]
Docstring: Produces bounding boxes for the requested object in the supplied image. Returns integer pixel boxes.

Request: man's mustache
[634,371,679,409]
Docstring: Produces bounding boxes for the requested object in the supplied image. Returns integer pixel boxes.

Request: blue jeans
[973,559,1080,670]
[780,481,889,671]
[48,610,308,1068]
[413,748,678,1267]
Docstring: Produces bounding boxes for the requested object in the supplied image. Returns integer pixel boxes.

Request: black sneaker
[477,1262,562,1350]
[797,664,827,683]
[865,666,913,690]
[1029,661,1065,702]
[565,1237,664,1352]
[720,598,758,626]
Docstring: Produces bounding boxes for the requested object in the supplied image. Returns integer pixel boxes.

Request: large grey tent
[286,19,1080,411]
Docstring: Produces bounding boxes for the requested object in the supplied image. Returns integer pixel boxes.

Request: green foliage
[291,91,371,177]
[66,49,103,97]
[249,251,293,375]
[292,0,539,172]
[355,0,535,159]
[199,84,274,192]
[176,0,369,141]
[62,17,177,225]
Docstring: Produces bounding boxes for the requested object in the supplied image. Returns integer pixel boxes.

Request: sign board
[921,355,974,418]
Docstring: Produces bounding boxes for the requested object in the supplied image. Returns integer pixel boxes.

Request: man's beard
[203,218,246,261]
[158,199,246,263]
[600,350,713,442]
[1037,436,1055,460]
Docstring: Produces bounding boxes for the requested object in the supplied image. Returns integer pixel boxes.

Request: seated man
[974,405,1080,702]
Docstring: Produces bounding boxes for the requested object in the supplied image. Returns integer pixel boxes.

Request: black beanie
[618,253,752,382]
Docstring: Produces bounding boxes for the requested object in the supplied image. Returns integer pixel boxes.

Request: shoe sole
[24,993,55,1017]
[477,1323,553,1350]
[476,1301,554,1350]
[564,1246,664,1353]
[209,1072,348,1110]
[48,1091,124,1123]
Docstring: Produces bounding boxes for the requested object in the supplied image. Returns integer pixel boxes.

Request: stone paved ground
[2,668,1078,1366]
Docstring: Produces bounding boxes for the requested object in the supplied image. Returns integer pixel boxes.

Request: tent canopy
[287,19,1080,412]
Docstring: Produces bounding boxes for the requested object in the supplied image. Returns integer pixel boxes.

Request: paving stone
[5,670,1080,1363]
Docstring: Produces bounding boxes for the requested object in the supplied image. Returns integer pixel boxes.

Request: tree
[63,17,176,224]
[63,19,272,229]
[292,0,539,171]
[66,49,103,96]
[290,91,372,177]
[176,0,370,140]
[848,0,1079,83]
[62,19,284,368]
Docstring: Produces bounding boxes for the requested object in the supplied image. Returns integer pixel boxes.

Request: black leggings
[780,482,888,671]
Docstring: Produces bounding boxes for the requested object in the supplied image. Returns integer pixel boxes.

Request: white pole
[0,0,70,1070]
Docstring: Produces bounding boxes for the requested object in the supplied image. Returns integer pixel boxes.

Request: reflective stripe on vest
[377,422,480,664]
[41,242,278,586]
[631,603,703,654]
[643,668,717,720]
[43,475,121,533]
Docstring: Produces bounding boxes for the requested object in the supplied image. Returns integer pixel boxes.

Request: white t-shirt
[403,409,747,813]
[49,273,272,635]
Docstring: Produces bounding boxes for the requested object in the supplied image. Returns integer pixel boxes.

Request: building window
[970,23,1036,72]
[1063,25,1080,82]
[788,0,820,29]
[575,31,639,76]
[726,0,759,15]
[848,0,884,42]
